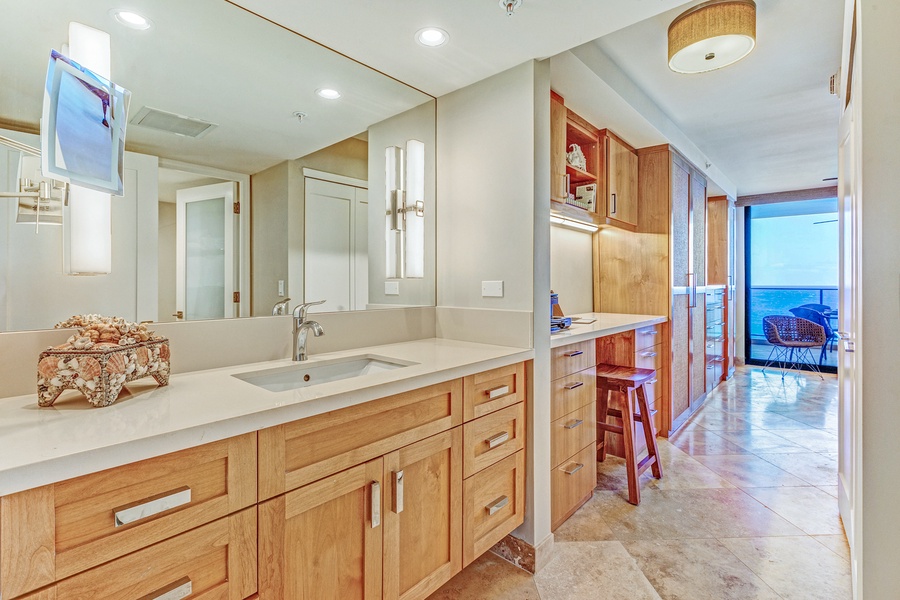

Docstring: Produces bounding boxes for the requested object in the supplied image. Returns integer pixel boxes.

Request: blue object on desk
[551,316,571,333]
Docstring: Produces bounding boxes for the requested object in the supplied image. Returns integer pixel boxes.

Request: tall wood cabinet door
[607,136,638,226]
[670,295,692,433]
[258,459,384,600]
[550,93,568,202]
[384,429,462,600]
[669,157,692,434]
[690,171,708,408]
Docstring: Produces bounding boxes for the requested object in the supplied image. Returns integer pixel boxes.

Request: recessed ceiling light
[415,27,449,47]
[316,88,342,100]
[110,9,152,30]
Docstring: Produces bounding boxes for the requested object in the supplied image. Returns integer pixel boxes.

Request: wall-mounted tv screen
[41,49,131,196]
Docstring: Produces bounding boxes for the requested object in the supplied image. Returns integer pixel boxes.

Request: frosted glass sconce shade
[385,140,426,279]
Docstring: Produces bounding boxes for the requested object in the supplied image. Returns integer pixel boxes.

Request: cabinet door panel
[259,459,383,600]
[670,295,691,432]
[384,429,462,600]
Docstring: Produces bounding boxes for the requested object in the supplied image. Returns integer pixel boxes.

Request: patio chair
[789,307,840,365]
[799,303,831,313]
[762,315,825,378]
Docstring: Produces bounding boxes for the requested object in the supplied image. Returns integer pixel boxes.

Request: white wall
[251,161,290,316]
[158,202,177,323]
[856,0,900,595]
[550,225,594,314]
[436,60,551,554]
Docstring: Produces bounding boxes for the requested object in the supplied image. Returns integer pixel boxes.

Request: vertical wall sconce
[385,139,425,279]
[65,22,113,275]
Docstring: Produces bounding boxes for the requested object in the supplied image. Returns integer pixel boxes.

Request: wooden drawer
[634,324,662,351]
[463,450,525,567]
[551,444,596,531]
[634,344,662,372]
[463,402,525,478]
[258,379,462,499]
[0,434,257,598]
[463,362,526,422]
[20,508,257,600]
[551,341,595,380]
[550,368,596,421]
[551,403,596,469]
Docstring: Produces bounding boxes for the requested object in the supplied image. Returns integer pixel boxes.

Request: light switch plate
[385,281,400,296]
[277,280,285,297]
[482,280,504,298]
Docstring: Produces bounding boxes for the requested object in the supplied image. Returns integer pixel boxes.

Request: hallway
[430,366,851,599]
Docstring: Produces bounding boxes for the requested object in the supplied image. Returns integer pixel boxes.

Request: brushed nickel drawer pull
[114,486,191,528]
[640,351,657,358]
[486,495,509,516]
[564,350,584,357]
[647,378,658,385]
[641,329,658,335]
[707,364,715,370]
[487,385,510,399]
[371,481,381,528]
[138,576,192,600]
[707,321,723,328]
[393,471,404,514]
[564,381,584,391]
[487,431,510,449]
[563,462,584,475]
[564,419,584,430]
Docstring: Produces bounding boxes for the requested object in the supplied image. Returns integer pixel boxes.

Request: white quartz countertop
[0,338,532,496]
[550,313,667,348]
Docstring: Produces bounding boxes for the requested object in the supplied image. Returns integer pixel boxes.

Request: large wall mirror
[0,0,436,332]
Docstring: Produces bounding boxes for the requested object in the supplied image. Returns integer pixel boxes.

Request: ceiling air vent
[130,106,218,138]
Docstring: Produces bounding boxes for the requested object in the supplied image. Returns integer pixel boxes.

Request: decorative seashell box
[37,315,170,408]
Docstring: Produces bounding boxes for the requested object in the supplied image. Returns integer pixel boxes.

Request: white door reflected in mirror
[176,182,238,321]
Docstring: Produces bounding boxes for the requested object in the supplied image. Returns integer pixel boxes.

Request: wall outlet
[277,280,285,297]
[482,280,504,298]
[385,281,400,296]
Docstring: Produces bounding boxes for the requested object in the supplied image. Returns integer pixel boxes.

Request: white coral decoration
[55,314,156,347]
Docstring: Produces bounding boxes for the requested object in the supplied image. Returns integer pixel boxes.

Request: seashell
[136,347,150,366]
[67,358,79,370]
[78,356,102,381]
[106,353,127,374]
[85,379,96,390]
[50,377,62,387]
[38,357,58,379]
[159,344,170,361]
[57,358,67,370]
[58,369,74,377]
[125,362,136,375]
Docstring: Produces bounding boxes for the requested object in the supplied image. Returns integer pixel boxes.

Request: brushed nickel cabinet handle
[486,495,509,516]
[392,470,404,514]
[640,329,658,335]
[563,463,584,475]
[844,340,855,353]
[371,481,381,528]
[486,385,511,399]
[564,381,584,391]
[564,419,584,430]
[138,576,192,600]
[640,351,657,358]
[114,486,191,528]
[707,364,715,370]
[564,350,584,357]
[487,431,510,449]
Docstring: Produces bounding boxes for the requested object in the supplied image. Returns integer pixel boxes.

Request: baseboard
[490,532,555,574]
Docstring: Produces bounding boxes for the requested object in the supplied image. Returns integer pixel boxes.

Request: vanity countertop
[550,312,667,348]
[0,337,532,496]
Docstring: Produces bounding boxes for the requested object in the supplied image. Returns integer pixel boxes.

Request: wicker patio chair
[762,315,826,378]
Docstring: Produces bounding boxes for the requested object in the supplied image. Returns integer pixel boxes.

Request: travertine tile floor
[429,366,851,600]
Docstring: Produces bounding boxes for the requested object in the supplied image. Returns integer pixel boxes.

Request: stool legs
[596,383,610,462]
[635,383,662,480]
[619,387,641,505]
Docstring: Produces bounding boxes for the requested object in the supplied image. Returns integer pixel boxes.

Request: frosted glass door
[176,182,236,321]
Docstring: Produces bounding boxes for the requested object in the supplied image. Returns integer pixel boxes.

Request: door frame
[160,158,250,317]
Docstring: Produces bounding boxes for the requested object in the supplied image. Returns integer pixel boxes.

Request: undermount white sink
[233,355,416,392]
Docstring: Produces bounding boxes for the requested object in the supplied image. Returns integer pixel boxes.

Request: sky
[749,212,839,287]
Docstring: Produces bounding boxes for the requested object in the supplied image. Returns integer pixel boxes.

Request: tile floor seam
[713,536,789,600]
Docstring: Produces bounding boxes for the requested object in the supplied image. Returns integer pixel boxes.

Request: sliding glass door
[745,199,839,372]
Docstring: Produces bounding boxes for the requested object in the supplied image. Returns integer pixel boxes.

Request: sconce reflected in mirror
[13,152,67,229]
[385,139,425,279]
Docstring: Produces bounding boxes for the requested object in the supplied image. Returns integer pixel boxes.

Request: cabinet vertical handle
[486,385,510,400]
[486,495,509,516]
[138,576,192,600]
[688,273,696,308]
[392,471,404,514]
[114,486,191,528]
[486,431,510,449]
[611,192,617,215]
[371,481,381,528]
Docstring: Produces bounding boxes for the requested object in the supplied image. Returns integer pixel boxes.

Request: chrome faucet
[292,300,325,361]
[272,297,291,316]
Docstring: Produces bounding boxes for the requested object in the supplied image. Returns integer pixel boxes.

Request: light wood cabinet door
[384,429,462,600]
[463,403,525,478]
[462,451,525,567]
[607,135,638,226]
[27,509,257,600]
[551,444,596,531]
[462,362,525,422]
[258,459,384,600]
[550,92,568,202]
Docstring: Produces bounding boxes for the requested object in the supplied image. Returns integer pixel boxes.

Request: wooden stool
[596,364,662,505]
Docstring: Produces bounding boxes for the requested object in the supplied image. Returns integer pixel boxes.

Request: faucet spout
[292,303,325,361]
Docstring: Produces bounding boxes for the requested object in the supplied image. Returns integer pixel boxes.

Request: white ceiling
[591,0,844,196]
[229,0,696,97]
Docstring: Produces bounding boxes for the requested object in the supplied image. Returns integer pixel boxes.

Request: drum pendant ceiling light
[668,0,757,74]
